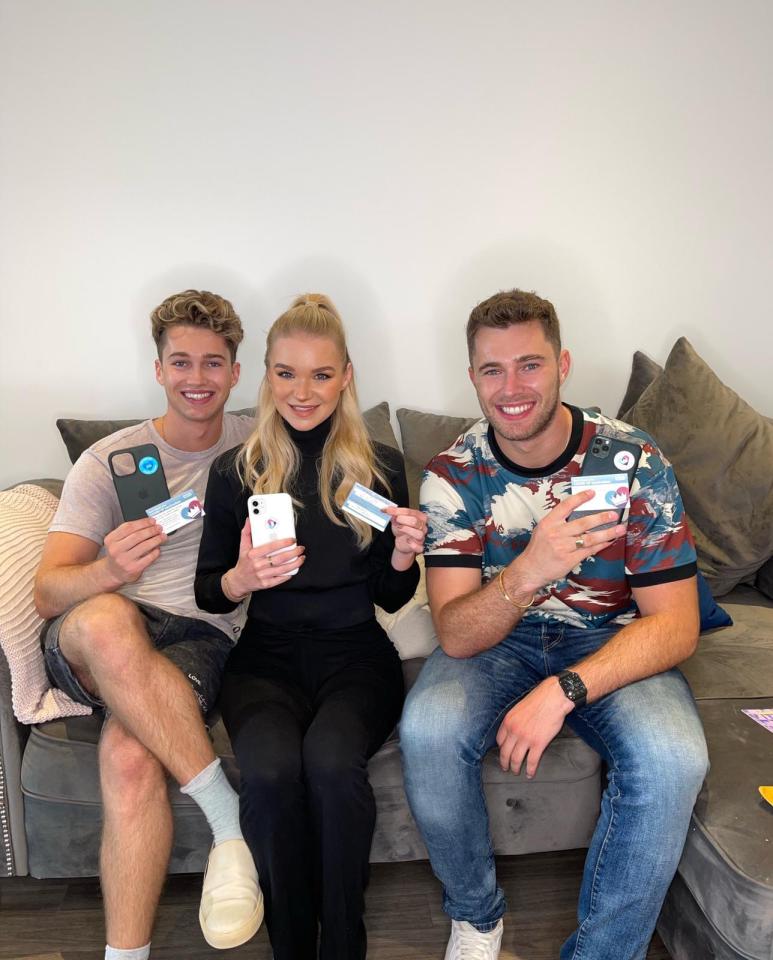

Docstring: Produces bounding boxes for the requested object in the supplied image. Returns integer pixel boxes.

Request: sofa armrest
[0,643,29,876]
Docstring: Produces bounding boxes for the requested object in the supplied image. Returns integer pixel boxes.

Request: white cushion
[376,556,439,661]
[0,484,91,723]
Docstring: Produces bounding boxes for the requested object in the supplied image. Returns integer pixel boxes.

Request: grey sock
[105,944,151,960]
[180,758,242,845]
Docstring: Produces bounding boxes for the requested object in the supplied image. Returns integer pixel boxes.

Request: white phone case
[247,493,298,575]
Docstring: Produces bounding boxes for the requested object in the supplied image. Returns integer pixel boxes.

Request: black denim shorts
[41,600,233,715]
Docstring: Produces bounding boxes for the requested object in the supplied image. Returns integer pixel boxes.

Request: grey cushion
[21,654,602,876]
[362,401,399,450]
[396,408,478,509]
[670,698,773,960]
[679,586,773,700]
[616,350,663,420]
[57,418,142,464]
[625,338,773,596]
[755,556,773,603]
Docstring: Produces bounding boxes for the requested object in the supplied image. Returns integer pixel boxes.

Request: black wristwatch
[557,670,587,709]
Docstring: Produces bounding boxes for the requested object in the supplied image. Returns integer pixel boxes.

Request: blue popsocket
[138,456,159,475]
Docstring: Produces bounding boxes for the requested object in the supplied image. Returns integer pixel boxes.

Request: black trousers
[219,622,404,960]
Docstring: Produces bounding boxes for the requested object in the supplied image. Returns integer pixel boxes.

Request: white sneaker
[444,918,503,959]
[199,839,264,949]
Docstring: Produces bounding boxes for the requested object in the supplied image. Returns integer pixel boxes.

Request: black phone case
[108,444,171,522]
[568,433,641,529]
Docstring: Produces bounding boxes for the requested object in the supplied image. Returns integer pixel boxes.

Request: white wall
[2,0,771,488]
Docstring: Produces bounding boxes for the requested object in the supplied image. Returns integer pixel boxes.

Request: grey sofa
[2,337,773,960]
[1,461,603,879]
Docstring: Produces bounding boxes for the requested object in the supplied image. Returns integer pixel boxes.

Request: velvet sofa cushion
[678,585,773,700]
[673,698,773,960]
[396,408,478,509]
[57,402,398,463]
[624,338,773,596]
[616,350,663,420]
[0,484,91,723]
[754,556,773,603]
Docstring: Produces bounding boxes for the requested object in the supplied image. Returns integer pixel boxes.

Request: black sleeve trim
[425,554,483,569]
[628,561,697,588]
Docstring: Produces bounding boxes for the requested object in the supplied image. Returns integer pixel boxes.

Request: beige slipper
[199,838,263,949]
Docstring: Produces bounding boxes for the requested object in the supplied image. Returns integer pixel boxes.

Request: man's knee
[62,594,147,669]
[618,721,709,811]
[99,725,167,810]
[399,679,470,768]
[663,729,709,800]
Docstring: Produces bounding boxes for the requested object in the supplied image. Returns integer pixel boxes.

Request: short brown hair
[150,289,244,361]
[466,289,561,361]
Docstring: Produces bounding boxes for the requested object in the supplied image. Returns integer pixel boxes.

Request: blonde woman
[195,294,426,960]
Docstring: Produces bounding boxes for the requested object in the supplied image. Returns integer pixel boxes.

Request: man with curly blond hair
[35,290,261,959]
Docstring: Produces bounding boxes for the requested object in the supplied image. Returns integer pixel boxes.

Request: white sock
[180,757,242,845]
[105,944,151,960]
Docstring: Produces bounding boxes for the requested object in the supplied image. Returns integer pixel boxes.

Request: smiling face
[154,324,240,430]
[267,333,352,431]
[469,320,571,456]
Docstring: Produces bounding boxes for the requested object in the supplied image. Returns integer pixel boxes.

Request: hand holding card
[146,489,205,535]
[567,434,641,532]
[342,482,397,531]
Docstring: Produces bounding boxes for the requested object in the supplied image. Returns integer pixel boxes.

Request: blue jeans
[400,620,708,960]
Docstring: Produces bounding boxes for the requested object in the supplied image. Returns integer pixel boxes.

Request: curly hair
[150,289,244,361]
[466,289,561,361]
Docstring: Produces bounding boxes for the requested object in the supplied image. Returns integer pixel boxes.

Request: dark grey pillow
[396,408,479,509]
[616,351,663,420]
[756,556,773,603]
[362,401,399,450]
[57,418,142,464]
[625,337,773,596]
[57,403,397,464]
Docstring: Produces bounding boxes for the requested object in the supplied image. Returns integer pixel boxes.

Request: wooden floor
[0,850,670,959]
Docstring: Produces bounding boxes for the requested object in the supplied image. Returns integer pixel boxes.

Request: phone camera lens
[252,507,259,515]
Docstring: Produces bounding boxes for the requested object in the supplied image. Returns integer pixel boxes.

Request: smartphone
[108,444,171,522]
[247,493,298,575]
[567,434,641,531]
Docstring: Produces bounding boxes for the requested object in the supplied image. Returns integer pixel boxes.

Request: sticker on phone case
[139,456,160,475]
[342,482,396,532]
[613,450,636,471]
[570,473,630,512]
[146,489,205,534]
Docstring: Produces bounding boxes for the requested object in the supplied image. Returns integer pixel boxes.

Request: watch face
[559,671,587,703]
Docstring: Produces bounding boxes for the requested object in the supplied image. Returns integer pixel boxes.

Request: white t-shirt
[49,414,254,640]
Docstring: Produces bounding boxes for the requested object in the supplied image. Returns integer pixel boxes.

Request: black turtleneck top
[194,416,420,640]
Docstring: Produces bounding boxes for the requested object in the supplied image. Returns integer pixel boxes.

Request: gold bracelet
[497,569,535,609]
[222,570,248,603]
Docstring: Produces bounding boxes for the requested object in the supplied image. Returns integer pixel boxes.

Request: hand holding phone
[567,434,641,531]
[109,444,171,522]
[225,494,304,595]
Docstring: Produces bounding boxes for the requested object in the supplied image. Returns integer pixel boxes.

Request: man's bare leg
[60,594,215,782]
[99,717,172,950]
[58,593,262,952]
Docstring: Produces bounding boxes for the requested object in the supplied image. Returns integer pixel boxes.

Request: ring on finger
[575,536,585,549]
